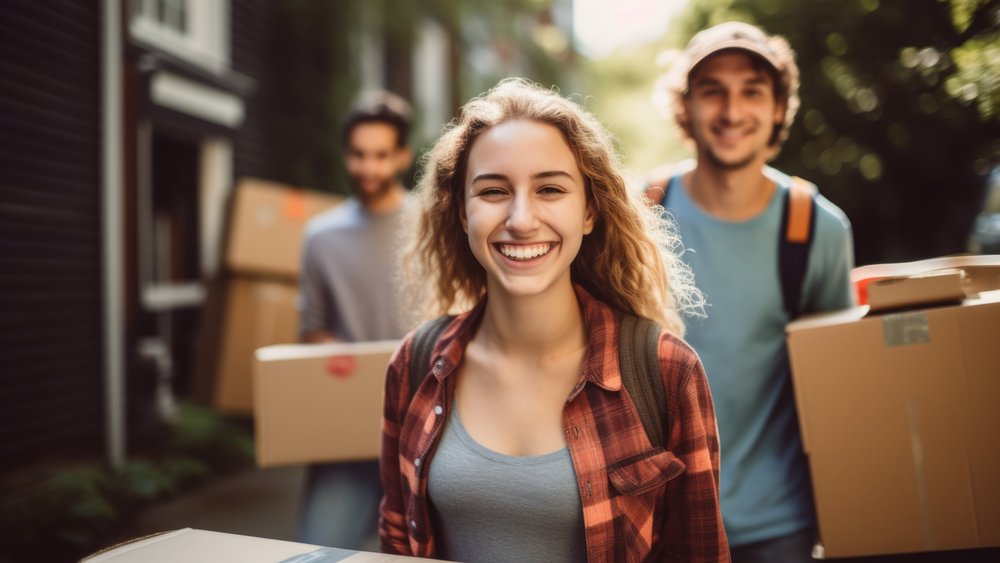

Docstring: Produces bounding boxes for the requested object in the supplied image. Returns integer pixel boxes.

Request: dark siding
[0,1,104,466]
[230,0,280,183]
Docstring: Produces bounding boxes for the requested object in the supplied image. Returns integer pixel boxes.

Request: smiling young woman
[380,78,728,563]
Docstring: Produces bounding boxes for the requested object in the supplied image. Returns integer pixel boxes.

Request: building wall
[230,0,281,184]
[0,1,104,467]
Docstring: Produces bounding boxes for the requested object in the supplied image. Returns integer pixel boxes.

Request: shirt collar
[428,284,623,393]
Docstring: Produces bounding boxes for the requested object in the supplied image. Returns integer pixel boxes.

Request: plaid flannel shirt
[379,285,729,562]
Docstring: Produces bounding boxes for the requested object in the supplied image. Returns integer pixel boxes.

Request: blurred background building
[1,0,578,474]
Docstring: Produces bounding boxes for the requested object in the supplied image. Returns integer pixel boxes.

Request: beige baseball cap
[683,21,781,74]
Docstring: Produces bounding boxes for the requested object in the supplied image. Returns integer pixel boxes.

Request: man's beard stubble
[351,176,396,206]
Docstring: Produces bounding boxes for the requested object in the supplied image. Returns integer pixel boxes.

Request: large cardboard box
[82,528,445,562]
[786,290,1000,558]
[225,178,342,279]
[213,277,300,414]
[253,340,399,467]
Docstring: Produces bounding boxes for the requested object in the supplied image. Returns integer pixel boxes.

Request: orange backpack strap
[786,176,817,243]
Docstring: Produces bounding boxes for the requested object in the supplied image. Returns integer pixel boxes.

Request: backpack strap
[618,313,668,449]
[778,177,818,319]
[643,176,674,207]
[407,315,455,398]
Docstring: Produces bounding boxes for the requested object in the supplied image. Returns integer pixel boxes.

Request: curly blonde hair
[399,78,703,336]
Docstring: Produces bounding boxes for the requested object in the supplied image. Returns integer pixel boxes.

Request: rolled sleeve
[378,339,413,555]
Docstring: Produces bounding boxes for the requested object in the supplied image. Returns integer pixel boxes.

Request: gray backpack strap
[618,313,668,449]
[407,315,455,398]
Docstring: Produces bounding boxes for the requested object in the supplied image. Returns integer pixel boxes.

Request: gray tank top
[426,408,587,563]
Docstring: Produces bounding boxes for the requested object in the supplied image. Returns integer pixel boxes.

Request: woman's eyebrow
[470,173,509,184]
[531,170,573,181]
[471,170,573,183]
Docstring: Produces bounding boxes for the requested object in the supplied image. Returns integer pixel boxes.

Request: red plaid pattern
[379,286,729,562]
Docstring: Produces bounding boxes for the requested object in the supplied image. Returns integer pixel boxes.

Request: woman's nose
[505,193,538,232]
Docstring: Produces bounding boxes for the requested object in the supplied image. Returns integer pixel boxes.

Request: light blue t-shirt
[660,166,855,546]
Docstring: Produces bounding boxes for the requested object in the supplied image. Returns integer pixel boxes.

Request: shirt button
[433,359,445,372]
[414,457,422,468]
[434,405,443,415]
[410,520,417,529]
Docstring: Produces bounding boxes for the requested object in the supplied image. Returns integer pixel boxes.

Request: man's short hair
[342,90,413,149]
[657,21,801,149]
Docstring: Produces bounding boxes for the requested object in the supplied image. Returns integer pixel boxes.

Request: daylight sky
[573,0,689,58]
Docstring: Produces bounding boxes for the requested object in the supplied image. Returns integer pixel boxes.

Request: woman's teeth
[498,243,552,261]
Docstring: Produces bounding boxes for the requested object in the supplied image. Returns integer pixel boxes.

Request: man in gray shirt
[297,91,413,550]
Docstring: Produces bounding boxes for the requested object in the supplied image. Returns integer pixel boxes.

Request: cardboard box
[225,178,341,279]
[253,340,399,467]
[213,277,300,414]
[852,255,1000,305]
[866,269,966,313]
[786,290,1000,558]
[82,528,445,562]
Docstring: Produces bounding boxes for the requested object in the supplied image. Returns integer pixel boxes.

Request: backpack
[645,173,818,319]
[407,312,670,449]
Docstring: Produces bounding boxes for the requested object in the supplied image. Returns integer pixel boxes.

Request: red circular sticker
[325,355,358,379]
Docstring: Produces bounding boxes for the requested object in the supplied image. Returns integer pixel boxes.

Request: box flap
[866,270,966,313]
[851,255,1000,282]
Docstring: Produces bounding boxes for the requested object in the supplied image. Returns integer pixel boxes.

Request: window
[130,0,230,73]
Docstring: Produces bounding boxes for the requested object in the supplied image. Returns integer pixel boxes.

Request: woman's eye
[539,186,564,195]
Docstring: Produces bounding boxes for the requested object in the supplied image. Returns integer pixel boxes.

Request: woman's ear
[583,200,596,235]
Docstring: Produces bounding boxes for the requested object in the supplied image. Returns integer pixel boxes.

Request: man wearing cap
[646,22,855,562]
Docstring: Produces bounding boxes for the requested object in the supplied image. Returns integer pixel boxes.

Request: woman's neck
[477,279,587,361]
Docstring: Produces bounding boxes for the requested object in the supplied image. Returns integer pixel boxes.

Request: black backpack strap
[618,313,668,449]
[778,177,818,319]
[407,315,455,398]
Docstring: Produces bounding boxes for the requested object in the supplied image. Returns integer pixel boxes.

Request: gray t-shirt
[427,408,587,563]
[298,198,406,342]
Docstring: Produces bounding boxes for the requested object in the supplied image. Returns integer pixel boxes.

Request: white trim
[413,17,450,142]
[129,0,230,74]
[142,282,206,311]
[150,71,244,127]
[102,0,126,467]
[199,138,233,276]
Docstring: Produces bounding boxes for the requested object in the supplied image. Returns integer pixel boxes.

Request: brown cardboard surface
[787,292,1000,558]
[253,340,399,467]
[225,178,341,279]
[213,277,300,414]
[866,270,966,312]
[82,528,446,562]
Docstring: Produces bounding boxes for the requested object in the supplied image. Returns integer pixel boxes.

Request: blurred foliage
[0,404,253,563]
[587,0,999,265]
[267,0,575,195]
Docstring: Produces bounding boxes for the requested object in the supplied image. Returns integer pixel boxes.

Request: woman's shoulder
[655,330,705,391]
